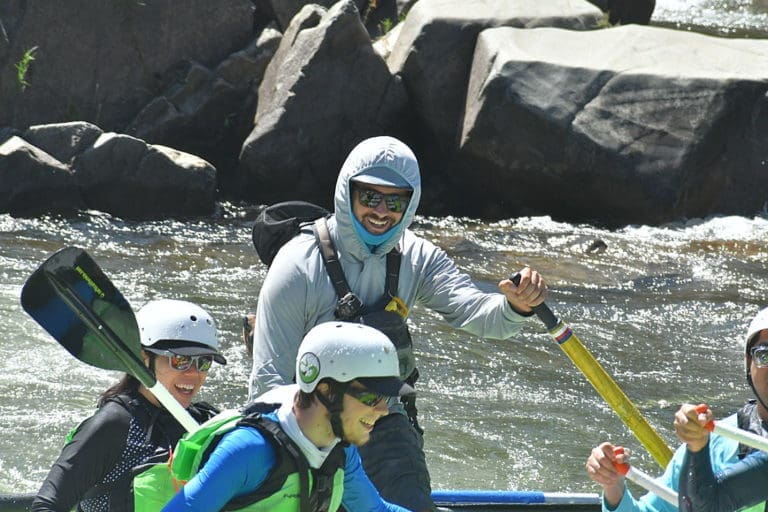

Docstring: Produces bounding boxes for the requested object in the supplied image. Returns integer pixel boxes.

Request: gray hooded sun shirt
[249,136,531,402]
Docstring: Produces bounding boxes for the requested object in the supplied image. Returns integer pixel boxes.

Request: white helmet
[745,306,768,376]
[296,322,413,397]
[137,299,226,364]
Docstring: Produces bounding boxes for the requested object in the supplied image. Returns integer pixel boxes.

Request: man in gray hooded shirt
[248,135,547,512]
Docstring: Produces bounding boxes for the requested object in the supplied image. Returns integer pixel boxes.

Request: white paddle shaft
[625,466,678,507]
[148,381,199,432]
[710,421,768,452]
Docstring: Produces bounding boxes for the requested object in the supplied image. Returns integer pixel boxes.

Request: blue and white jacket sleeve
[162,427,274,512]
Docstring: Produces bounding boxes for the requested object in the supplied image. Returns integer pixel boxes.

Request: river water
[2,204,767,495]
[2,0,768,499]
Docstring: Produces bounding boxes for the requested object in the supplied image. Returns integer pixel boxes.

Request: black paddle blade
[20,246,142,373]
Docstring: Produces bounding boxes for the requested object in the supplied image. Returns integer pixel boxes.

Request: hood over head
[334,136,421,256]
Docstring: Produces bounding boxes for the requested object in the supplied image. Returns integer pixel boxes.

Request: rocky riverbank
[3,0,765,226]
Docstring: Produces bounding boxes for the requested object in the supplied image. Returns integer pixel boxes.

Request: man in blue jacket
[247,135,548,511]
[585,306,768,512]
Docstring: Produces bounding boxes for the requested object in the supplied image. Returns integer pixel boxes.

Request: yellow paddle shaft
[548,319,673,467]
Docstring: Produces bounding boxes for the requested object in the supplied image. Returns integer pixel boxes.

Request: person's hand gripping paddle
[511,273,673,467]
[612,447,678,506]
[694,404,768,452]
[20,246,198,432]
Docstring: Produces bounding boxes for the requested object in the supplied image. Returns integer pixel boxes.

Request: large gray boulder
[0,136,83,216]
[73,133,217,220]
[239,0,408,206]
[23,122,103,164]
[0,0,254,130]
[459,24,768,225]
[386,0,604,151]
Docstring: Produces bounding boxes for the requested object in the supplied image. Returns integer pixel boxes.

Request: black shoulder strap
[737,400,763,459]
[385,245,400,298]
[313,217,401,319]
[313,217,352,300]
[83,395,159,502]
[313,218,362,320]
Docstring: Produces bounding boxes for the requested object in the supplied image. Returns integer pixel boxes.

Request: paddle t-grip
[694,404,716,432]
[611,446,630,475]
[509,272,558,329]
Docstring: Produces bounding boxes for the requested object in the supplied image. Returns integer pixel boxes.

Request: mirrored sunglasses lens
[359,189,382,208]
[384,194,408,213]
[197,356,213,372]
[169,354,193,371]
[355,390,384,407]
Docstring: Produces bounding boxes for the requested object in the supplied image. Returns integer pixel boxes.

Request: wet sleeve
[31,404,130,512]
[249,238,319,400]
[248,234,336,401]
[413,239,529,340]
[340,447,411,512]
[679,444,768,512]
[162,427,274,512]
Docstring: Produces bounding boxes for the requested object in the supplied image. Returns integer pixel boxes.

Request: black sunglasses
[355,187,411,213]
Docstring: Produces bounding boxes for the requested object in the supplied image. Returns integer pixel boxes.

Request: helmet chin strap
[314,382,350,442]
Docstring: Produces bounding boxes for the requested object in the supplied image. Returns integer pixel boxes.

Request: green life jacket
[133,408,346,512]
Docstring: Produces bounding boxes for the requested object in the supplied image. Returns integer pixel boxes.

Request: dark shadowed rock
[269,0,401,37]
[606,0,655,25]
[387,0,603,154]
[73,133,216,219]
[459,24,768,225]
[270,0,336,31]
[125,28,282,194]
[0,0,254,129]
[23,122,103,164]
[239,0,408,206]
[0,136,83,216]
[586,0,656,25]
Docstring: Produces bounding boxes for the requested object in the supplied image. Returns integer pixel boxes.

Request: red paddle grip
[694,404,715,432]
[612,446,630,475]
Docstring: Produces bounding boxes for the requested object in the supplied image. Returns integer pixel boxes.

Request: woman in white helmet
[33,299,225,512]
[162,321,415,512]
[675,306,768,512]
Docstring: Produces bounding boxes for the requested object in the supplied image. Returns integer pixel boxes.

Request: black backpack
[251,201,330,266]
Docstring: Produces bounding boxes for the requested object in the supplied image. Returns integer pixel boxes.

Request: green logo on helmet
[298,352,320,383]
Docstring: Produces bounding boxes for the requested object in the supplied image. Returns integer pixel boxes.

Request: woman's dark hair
[296,378,345,410]
[97,352,155,407]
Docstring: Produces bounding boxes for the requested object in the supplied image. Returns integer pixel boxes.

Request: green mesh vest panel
[132,409,346,512]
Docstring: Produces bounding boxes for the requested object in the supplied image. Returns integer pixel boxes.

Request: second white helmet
[137,299,226,364]
[296,322,413,397]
